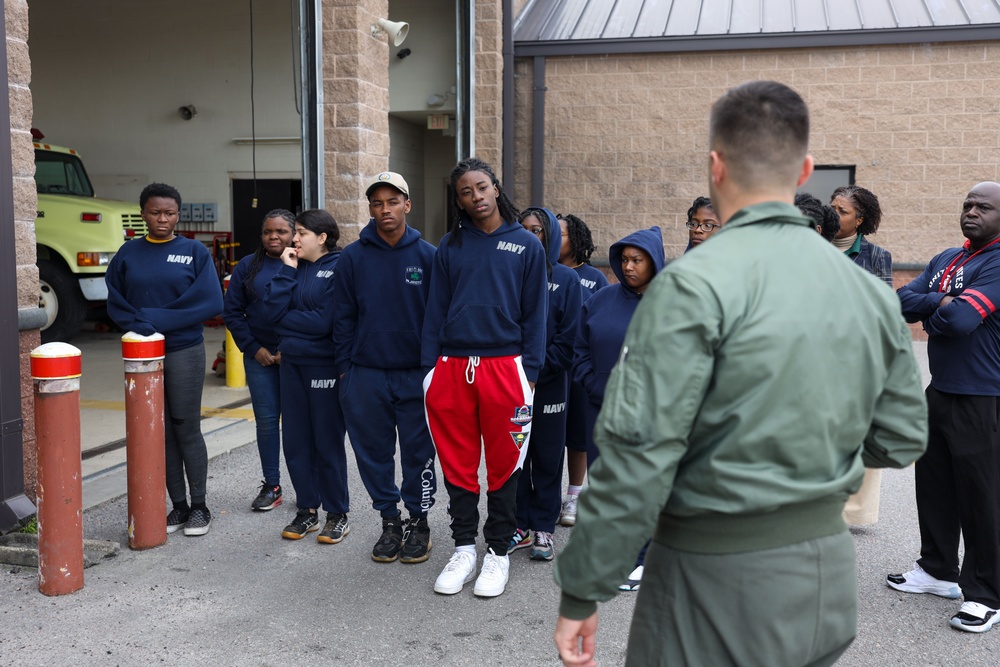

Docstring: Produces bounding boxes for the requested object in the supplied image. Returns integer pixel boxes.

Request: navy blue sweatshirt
[898,239,1000,395]
[572,226,665,405]
[264,250,340,363]
[333,221,436,374]
[223,253,285,359]
[574,263,609,297]
[420,219,548,382]
[535,208,582,384]
[105,235,223,353]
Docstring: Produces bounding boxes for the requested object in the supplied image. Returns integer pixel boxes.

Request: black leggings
[163,343,209,506]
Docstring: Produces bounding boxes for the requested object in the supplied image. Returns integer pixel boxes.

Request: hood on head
[609,226,665,287]
[528,207,562,266]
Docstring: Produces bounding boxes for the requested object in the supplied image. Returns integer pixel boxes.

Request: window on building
[797,165,855,205]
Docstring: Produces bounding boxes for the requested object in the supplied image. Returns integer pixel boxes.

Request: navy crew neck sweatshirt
[105,235,223,353]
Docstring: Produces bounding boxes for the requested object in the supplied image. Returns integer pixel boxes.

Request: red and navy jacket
[898,238,1000,395]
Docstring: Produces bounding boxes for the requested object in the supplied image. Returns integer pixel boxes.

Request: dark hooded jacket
[534,208,582,385]
[572,226,665,404]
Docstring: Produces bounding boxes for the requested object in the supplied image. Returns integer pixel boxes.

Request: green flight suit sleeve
[861,316,928,468]
[554,271,721,619]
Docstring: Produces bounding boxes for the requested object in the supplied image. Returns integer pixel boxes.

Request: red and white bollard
[30,342,84,596]
[121,332,167,550]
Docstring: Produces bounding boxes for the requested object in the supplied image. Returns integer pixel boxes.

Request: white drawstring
[465,356,480,384]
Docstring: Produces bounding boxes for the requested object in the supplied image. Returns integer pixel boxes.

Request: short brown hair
[710,81,809,191]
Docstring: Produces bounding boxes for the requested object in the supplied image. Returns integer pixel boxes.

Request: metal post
[223,275,246,388]
[121,332,167,550]
[31,342,84,596]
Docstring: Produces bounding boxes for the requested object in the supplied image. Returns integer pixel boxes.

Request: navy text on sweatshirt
[420,220,548,382]
[898,239,1000,395]
[105,236,223,353]
[264,250,340,363]
[572,226,665,405]
[575,263,610,298]
[333,221,436,374]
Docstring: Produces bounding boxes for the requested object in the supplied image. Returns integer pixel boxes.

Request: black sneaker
[400,516,432,564]
[371,517,405,562]
[282,510,320,540]
[251,482,282,511]
[183,507,212,536]
[317,513,350,544]
[166,508,189,534]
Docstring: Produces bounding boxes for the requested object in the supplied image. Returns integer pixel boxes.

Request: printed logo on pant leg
[310,378,337,389]
[509,405,532,426]
[509,432,527,450]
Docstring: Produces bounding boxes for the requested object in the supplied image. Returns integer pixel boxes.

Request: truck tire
[38,260,86,343]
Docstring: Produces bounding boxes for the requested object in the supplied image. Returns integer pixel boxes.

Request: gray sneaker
[317,513,350,544]
[183,507,211,537]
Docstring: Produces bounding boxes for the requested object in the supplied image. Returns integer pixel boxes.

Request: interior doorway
[231,179,302,262]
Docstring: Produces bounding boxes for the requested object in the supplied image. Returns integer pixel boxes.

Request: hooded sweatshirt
[420,219,548,382]
[535,208,583,384]
[898,238,1000,395]
[223,253,285,359]
[264,249,340,363]
[333,220,436,374]
[105,235,223,353]
[573,226,665,404]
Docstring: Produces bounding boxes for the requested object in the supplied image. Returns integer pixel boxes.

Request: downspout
[0,0,36,532]
[531,56,546,206]
[298,0,324,209]
[502,0,514,198]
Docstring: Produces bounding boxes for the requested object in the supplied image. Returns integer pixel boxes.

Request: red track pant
[424,355,533,552]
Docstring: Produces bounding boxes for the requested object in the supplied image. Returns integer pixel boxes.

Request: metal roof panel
[514,0,1000,42]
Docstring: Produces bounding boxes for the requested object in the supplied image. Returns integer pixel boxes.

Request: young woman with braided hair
[422,158,548,597]
[223,209,296,511]
[555,214,609,528]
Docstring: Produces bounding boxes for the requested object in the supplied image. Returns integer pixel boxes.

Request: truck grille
[121,213,145,232]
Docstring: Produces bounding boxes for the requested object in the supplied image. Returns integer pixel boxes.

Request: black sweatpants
[917,386,1000,608]
[445,472,520,555]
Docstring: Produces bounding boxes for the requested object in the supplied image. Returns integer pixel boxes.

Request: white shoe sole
[183,523,211,537]
[166,524,184,534]
[473,576,509,597]
[559,516,576,527]
[886,578,961,599]
[434,571,476,595]
[950,612,1000,633]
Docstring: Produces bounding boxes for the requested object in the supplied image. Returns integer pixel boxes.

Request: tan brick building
[510,4,1000,269]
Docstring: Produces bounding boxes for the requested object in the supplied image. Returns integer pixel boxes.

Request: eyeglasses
[686,220,720,232]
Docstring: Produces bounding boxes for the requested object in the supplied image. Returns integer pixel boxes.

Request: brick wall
[7,0,39,499]
[324,0,391,245]
[474,0,503,172]
[513,42,1000,264]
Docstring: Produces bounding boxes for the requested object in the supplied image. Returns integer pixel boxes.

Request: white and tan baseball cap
[365,171,409,199]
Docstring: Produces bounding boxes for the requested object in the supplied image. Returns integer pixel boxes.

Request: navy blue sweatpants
[341,365,436,519]
[279,359,349,514]
[515,373,568,534]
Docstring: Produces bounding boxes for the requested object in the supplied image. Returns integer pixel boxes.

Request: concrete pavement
[1,338,998,665]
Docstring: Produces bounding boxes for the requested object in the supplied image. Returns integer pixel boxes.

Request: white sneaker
[619,565,643,592]
[473,548,510,597]
[950,601,1000,633]
[886,563,961,599]
[433,550,477,595]
[559,495,578,527]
